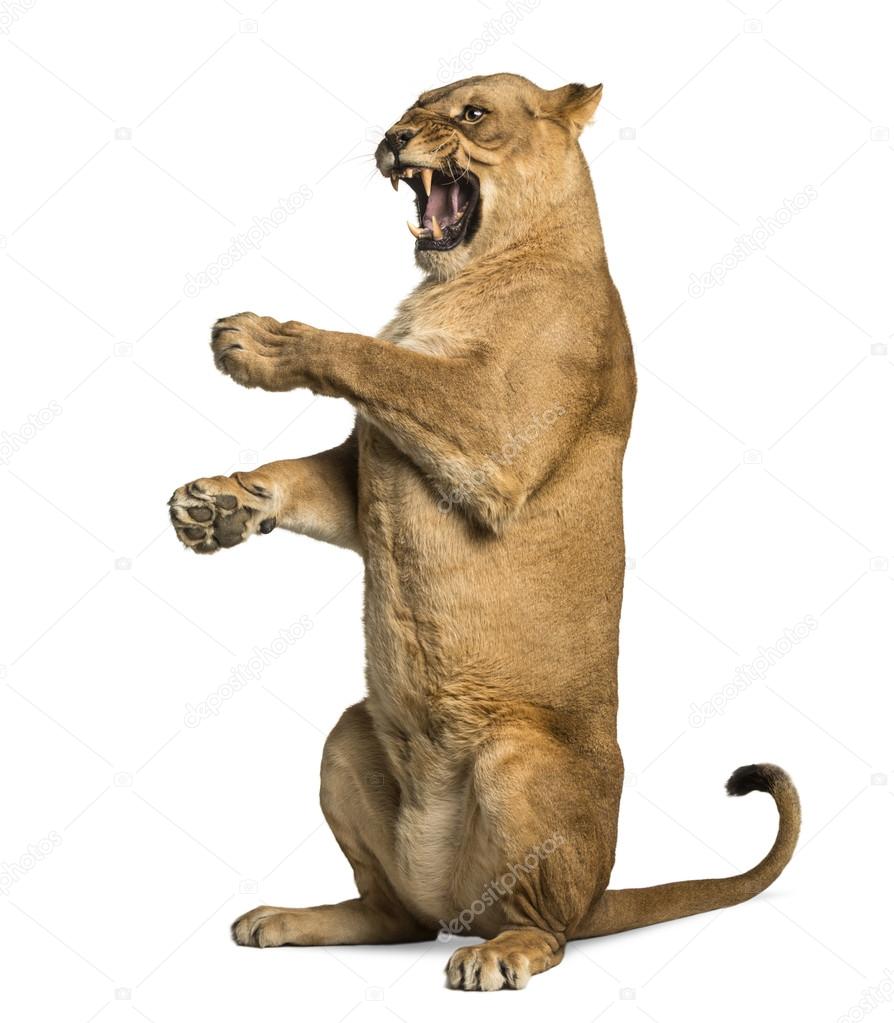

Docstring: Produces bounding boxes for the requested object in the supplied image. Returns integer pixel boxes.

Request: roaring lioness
[169,73,799,991]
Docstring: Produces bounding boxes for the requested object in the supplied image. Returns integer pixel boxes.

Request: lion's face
[375,73,602,275]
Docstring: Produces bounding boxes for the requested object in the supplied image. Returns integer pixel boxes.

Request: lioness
[169,73,799,991]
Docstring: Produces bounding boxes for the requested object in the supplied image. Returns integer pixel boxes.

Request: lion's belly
[393,777,471,922]
[356,419,624,715]
[355,422,625,926]
[387,753,507,927]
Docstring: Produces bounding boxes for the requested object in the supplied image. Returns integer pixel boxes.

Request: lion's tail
[571,764,800,939]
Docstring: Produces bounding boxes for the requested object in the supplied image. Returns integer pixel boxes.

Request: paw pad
[168,477,274,554]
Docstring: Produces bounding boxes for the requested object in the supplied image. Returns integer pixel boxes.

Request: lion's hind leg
[232,701,435,948]
[443,722,619,990]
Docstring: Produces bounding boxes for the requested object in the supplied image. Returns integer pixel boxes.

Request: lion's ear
[543,83,603,136]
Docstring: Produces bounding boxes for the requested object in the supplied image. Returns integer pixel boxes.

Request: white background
[1,0,892,1019]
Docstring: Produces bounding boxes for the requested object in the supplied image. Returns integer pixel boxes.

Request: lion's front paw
[211,312,286,390]
[231,906,305,948]
[231,905,276,947]
[168,475,276,554]
[446,944,532,992]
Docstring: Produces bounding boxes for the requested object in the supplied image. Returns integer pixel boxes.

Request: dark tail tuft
[726,763,780,797]
[573,763,800,939]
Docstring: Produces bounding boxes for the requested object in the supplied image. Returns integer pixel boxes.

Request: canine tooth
[431,216,443,240]
[420,167,433,196]
[407,220,424,239]
[391,173,399,191]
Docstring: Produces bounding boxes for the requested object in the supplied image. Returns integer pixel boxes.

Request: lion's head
[375,73,603,276]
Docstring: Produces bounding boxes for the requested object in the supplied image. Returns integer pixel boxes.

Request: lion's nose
[385,127,418,155]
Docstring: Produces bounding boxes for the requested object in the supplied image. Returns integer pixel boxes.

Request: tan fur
[169,73,799,991]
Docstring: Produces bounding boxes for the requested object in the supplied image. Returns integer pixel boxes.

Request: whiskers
[427,135,455,161]
[417,131,473,182]
[442,133,472,184]
[340,149,379,165]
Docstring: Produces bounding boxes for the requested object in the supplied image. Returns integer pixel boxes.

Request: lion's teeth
[391,173,399,191]
[420,168,433,196]
[431,216,443,240]
[403,168,416,178]
[407,221,424,239]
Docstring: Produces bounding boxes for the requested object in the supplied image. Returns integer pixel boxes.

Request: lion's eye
[462,106,485,123]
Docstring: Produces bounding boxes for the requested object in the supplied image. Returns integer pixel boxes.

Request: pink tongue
[425,183,452,227]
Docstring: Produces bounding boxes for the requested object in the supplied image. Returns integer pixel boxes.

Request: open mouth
[390,165,480,251]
